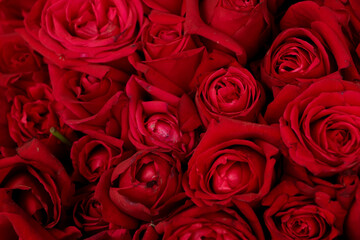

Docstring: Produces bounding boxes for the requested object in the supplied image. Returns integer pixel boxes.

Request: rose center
[215,79,242,104]
[282,213,322,239]
[212,160,250,194]
[136,162,158,188]
[146,116,181,144]
[69,2,120,40]
[87,145,109,173]
[157,29,180,42]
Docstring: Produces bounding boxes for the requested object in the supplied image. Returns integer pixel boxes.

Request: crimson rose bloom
[95,150,184,228]
[156,201,265,239]
[273,79,360,176]
[73,187,108,236]
[131,10,204,96]
[184,0,271,62]
[50,64,130,149]
[183,118,281,207]
[261,1,359,95]
[18,0,144,68]
[71,136,123,183]
[126,76,201,157]
[0,140,80,239]
[263,179,348,239]
[195,64,265,126]
[7,82,74,149]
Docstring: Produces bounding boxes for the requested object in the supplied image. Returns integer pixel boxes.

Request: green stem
[50,127,71,146]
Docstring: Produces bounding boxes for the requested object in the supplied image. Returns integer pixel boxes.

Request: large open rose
[195,64,265,126]
[261,1,359,95]
[272,79,360,176]
[263,179,348,239]
[18,0,144,68]
[183,118,281,207]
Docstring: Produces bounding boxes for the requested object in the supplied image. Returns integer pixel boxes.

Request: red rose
[156,201,265,240]
[195,64,265,126]
[17,0,144,68]
[273,79,360,176]
[126,76,201,157]
[7,82,74,150]
[73,186,108,236]
[0,139,81,239]
[184,0,272,62]
[50,64,130,149]
[261,1,359,95]
[71,136,124,183]
[263,179,348,239]
[95,150,185,226]
[183,118,281,207]
[131,11,205,96]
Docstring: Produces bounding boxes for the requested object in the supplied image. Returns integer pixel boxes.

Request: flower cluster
[0,0,360,239]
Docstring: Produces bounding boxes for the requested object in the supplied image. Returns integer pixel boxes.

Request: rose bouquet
[0,0,360,239]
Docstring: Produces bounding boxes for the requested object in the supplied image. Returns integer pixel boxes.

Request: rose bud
[73,187,109,236]
[263,179,348,239]
[156,201,265,239]
[195,64,265,127]
[0,139,81,239]
[49,64,130,149]
[183,118,281,207]
[17,0,145,68]
[131,10,204,96]
[71,136,124,183]
[7,82,75,150]
[270,79,360,177]
[126,76,201,158]
[95,150,185,227]
[261,1,359,95]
